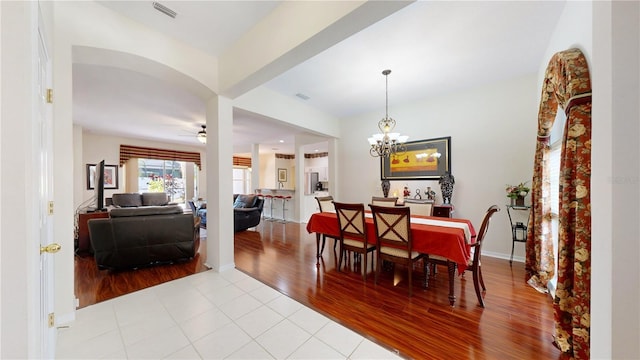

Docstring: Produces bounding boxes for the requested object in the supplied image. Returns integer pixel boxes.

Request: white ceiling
[75,1,566,155]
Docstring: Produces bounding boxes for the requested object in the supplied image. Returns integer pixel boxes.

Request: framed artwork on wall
[86,163,119,190]
[278,168,287,182]
[380,136,451,180]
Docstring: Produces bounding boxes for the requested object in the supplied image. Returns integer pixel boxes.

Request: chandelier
[368,69,408,157]
[196,125,207,144]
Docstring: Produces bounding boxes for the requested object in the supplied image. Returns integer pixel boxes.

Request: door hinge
[48,313,55,328]
[46,88,53,103]
[48,201,54,215]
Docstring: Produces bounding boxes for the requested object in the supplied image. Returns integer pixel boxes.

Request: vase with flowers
[506,182,530,206]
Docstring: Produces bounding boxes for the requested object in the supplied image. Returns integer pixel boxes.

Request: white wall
[538,2,592,82]
[338,74,538,260]
[274,157,295,189]
[1,2,36,357]
[259,153,276,189]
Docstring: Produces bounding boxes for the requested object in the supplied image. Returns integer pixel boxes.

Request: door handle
[40,243,61,254]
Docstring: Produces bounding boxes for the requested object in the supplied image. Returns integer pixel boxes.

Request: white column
[294,138,305,222]
[251,143,260,193]
[327,138,338,199]
[205,95,234,272]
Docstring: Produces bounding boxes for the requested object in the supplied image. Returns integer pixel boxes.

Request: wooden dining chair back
[315,196,338,254]
[369,204,426,296]
[468,205,500,305]
[427,205,500,307]
[403,199,434,216]
[315,196,335,213]
[371,196,398,207]
[334,202,376,281]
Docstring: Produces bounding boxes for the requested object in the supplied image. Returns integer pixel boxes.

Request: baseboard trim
[56,311,76,326]
[204,261,235,272]
[482,251,525,263]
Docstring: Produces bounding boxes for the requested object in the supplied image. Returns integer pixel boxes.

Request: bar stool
[273,195,284,222]
[279,195,292,223]
[263,194,274,221]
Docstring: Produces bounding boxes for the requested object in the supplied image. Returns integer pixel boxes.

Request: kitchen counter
[256,188,295,193]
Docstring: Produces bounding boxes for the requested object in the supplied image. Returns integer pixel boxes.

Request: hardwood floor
[75,221,562,359]
[74,231,209,307]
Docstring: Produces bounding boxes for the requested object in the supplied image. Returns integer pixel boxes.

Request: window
[546,109,565,296]
[138,159,187,203]
[233,167,252,194]
[549,141,562,216]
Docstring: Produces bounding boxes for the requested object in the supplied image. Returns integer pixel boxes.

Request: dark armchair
[233,194,264,232]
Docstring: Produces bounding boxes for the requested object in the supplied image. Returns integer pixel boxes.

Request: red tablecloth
[306,212,476,272]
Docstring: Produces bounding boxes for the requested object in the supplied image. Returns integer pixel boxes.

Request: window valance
[233,156,251,167]
[119,145,201,169]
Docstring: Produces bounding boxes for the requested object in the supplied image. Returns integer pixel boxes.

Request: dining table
[306,211,477,305]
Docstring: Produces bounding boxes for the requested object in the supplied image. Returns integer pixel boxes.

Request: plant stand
[506,204,531,265]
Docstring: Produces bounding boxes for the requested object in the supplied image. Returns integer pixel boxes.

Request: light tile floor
[56,268,402,359]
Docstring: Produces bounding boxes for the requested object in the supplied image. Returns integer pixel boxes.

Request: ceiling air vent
[153,2,177,18]
[295,93,310,101]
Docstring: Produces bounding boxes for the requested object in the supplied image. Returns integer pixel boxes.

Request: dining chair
[371,196,398,207]
[426,205,500,307]
[334,202,376,281]
[315,196,339,254]
[402,199,434,216]
[315,196,335,212]
[369,204,426,296]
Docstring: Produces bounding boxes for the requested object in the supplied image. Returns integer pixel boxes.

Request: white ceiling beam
[218,0,413,99]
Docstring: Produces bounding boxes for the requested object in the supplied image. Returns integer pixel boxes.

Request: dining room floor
[56,267,401,359]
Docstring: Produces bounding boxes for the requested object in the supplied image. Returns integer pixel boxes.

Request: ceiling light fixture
[196,125,206,144]
[152,2,177,18]
[368,69,408,157]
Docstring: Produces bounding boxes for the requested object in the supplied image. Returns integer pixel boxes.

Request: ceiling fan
[196,125,206,144]
[176,124,206,144]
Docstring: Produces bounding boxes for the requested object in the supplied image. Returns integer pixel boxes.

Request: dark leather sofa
[88,205,199,270]
[110,192,172,207]
[233,194,264,232]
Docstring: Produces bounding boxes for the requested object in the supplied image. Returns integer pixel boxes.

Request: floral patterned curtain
[526,48,592,359]
[526,101,555,292]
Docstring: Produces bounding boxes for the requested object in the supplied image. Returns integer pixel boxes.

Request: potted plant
[506,182,530,206]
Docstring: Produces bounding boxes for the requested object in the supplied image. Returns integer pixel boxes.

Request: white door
[36,5,57,358]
